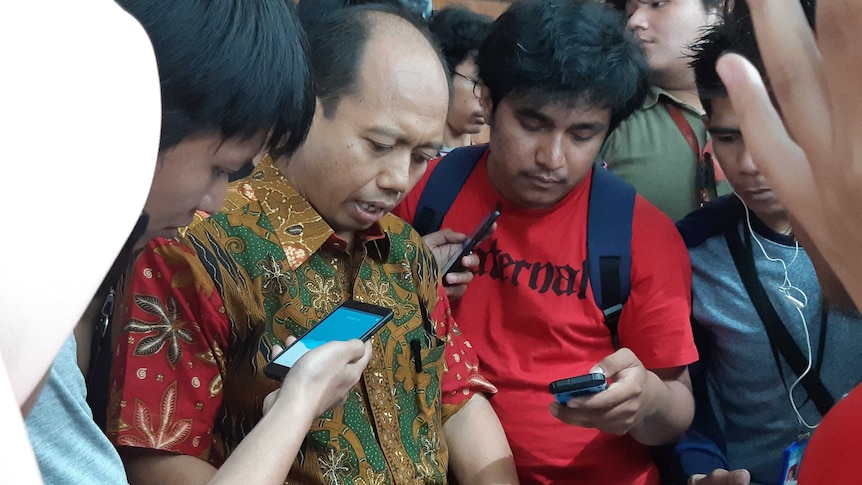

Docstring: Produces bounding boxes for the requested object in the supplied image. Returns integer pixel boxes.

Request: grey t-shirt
[26,335,128,484]
[680,198,862,484]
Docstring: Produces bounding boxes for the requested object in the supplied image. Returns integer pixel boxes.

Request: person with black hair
[19,0,367,483]
[674,3,862,484]
[428,5,493,154]
[106,5,518,485]
[601,0,729,222]
[395,1,697,483]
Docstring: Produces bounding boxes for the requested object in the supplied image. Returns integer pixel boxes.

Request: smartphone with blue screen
[549,373,608,404]
[263,301,393,380]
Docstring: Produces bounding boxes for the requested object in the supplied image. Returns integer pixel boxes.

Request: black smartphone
[263,301,393,380]
[549,373,608,404]
[440,203,501,276]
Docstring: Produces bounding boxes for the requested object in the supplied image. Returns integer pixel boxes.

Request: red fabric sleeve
[107,238,231,465]
[618,196,698,369]
[431,283,497,407]
[799,384,862,484]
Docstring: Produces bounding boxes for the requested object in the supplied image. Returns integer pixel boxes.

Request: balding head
[284,6,450,244]
[305,5,449,118]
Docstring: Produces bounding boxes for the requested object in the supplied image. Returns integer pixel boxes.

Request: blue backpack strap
[412,144,488,235]
[587,166,635,349]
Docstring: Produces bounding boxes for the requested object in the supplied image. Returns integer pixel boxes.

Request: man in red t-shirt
[395,1,697,483]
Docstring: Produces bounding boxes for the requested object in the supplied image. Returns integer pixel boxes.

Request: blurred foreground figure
[717,0,862,483]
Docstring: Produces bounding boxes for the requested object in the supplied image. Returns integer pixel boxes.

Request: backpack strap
[413,144,488,235]
[587,166,635,348]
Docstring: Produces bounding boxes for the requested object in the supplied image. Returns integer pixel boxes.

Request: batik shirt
[106,156,495,485]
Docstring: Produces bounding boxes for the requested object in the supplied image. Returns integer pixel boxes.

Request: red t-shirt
[395,149,697,485]
[798,383,862,484]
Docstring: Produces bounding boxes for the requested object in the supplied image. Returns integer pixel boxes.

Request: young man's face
[482,93,611,209]
[286,34,448,241]
[626,0,714,81]
[706,96,786,218]
[142,131,265,244]
[449,56,486,137]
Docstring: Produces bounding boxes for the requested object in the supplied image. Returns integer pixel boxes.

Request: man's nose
[536,134,566,171]
[627,6,648,32]
[377,156,411,197]
[198,179,229,215]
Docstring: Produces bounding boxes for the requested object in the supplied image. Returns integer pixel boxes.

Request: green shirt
[601,85,730,221]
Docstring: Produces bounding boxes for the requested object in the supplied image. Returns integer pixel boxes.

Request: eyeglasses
[454,71,482,98]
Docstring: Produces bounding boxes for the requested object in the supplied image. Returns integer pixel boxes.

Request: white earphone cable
[738,193,818,429]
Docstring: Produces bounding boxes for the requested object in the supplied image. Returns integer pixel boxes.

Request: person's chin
[464,123,484,135]
[515,187,564,210]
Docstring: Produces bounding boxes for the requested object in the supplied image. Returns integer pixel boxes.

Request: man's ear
[701,113,711,130]
[479,86,494,126]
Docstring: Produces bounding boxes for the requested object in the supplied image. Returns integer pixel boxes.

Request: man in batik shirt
[105,6,518,485]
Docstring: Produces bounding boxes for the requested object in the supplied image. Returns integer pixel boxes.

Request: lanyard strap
[724,225,834,416]
[663,100,717,206]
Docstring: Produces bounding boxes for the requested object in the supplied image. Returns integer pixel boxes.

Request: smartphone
[549,373,608,404]
[440,203,501,276]
[263,301,393,380]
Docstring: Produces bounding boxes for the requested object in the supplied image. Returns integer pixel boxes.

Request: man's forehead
[706,96,740,128]
[358,27,447,97]
[507,95,611,120]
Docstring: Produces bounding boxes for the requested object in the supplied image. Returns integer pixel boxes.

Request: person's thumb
[728,469,751,485]
[589,348,640,379]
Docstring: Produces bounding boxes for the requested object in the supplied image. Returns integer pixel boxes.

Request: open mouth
[357,201,386,214]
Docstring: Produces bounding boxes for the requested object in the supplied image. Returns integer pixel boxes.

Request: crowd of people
[3,0,862,484]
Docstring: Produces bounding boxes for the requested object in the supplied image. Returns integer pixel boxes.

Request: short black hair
[609,0,724,12]
[304,3,446,117]
[428,6,493,74]
[116,0,314,158]
[691,0,816,115]
[478,0,648,132]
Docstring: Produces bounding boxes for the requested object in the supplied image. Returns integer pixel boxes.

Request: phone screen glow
[272,307,385,368]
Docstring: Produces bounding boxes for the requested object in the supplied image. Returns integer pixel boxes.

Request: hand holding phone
[264,301,393,380]
[549,373,608,404]
[262,338,371,417]
[440,203,501,275]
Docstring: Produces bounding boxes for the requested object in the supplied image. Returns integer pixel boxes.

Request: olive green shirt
[601,85,730,222]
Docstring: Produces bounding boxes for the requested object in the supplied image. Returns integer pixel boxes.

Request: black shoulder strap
[587,167,635,349]
[86,212,149,429]
[724,226,835,416]
[413,144,487,235]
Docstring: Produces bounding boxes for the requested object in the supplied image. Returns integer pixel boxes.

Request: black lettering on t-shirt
[552,264,579,296]
[529,262,554,294]
[473,239,584,298]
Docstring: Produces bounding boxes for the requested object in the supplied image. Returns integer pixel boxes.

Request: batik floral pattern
[106,157,495,483]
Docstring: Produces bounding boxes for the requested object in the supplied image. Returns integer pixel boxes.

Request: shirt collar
[643,84,701,116]
[234,155,390,270]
